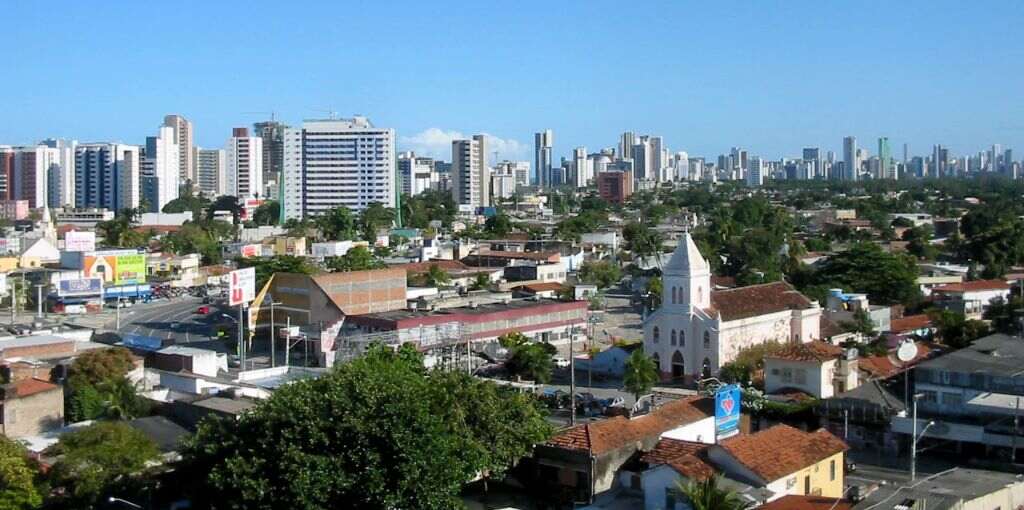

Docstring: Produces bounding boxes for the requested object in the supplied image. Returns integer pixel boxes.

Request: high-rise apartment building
[843,136,858,181]
[225,128,264,199]
[0,148,13,200]
[12,144,64,208]
[649,136,666,182]
[990,144,1002,173]
[802,147,821,179]
[878,137,892,179]
[398,152,436,197]
[196,148,227,198]
[451,135,489,208]
[534,130,553,187]
[932,145,949,177]
[619,132,635,161]
[142,126,180,212]
[163,115,194,183]
[282,117,396,220]
[41,139,76,208]
[746,156,764,187]
[496,161,530,188]
[632,137,654,181]
[597,170,633,205]
[253,120,287,188]
[490,163,515,202]
[572,147,591,188]
[74,143,140,211]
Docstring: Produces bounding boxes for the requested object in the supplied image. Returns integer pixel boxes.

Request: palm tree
[623,349,658,402]
[677,476,751,510]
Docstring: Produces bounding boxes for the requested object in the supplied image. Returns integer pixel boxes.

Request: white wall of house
[660,416,716,444]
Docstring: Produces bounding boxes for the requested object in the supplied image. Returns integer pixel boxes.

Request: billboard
[0,237,21,255]
[240,244,260,258]
[229,267,256,306]
[83,251,147,285]
[715,384,742,439]
[58,278,103,297]
[65,231,96,252]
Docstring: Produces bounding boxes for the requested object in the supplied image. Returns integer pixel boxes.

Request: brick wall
[1,386,64,438]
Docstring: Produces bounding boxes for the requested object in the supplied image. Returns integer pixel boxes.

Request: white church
[643,233,822,383]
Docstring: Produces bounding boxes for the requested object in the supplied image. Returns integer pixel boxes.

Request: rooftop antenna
[242,111,277,122]
[314,109,338,120]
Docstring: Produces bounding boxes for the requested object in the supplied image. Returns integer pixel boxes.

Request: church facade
[642,233,822,384]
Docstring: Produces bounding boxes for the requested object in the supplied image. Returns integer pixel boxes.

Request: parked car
[196,306,211,315]
[552,356,570,369]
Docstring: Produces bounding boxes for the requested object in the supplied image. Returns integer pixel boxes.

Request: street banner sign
[715,383,742,439]
[229,267,256,306]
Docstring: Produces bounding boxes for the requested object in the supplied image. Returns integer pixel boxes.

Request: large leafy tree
[181,345,550,509]
[402,190,457,228]
[930,309,991,349]
[484,213,513,238]
[207,195,243,224]
[238,255,319,289]
[66,347,146,422]
[314,206,359,241]
[623,349,658,401]
[0,436,42,510]
[984,296,1024,335]
[359,202,395,242]
[812,242,920,306]
[251,200,281,226]
[324,246,385,272]
[46,422,160,508]
[505,343,555,383]
[579,261,622,289]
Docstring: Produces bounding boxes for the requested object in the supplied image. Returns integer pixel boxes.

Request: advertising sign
[58,278,103,297]
[229,267,256,306]
[65,231,97,252]
[83,251,147,285]
[240,244,260,258]
[715,384,742,439]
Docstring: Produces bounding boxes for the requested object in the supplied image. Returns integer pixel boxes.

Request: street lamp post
[910,393,936,482]
[108,496,142,509]
[267,300,281,368]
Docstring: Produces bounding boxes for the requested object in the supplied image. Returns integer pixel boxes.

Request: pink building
[0,200,29,221]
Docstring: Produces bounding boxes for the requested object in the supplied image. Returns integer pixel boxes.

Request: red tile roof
[766,341,844,363]
[889,314,932,333]
[710,282,816,322]
[3,378,59,399]
[933,279,1011,293]
[858,342,937,379]
[546,397,714,455]
[757,495,851,510]
[641,438,716,481]
[719,425,847,482]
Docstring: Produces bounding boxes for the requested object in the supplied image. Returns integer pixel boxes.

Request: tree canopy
[324,246,386,272]
[181,345,550,509]
[0,436,42,510]
[809,242,920,306]
[623,349,658,401]
[579,260,622,289]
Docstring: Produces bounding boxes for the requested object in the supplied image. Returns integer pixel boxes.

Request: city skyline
[3,1,1024,162]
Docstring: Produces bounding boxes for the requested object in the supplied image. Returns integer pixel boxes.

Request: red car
[196,306,211,315]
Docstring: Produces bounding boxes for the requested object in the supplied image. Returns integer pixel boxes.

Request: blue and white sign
[58,278,103,297]
[122,334,163,351]
[715,384,742,439]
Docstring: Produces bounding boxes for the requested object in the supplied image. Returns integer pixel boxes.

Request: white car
[552,356,570,369]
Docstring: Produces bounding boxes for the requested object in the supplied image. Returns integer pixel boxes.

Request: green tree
[207,195,243,224]
[646,276,663,309]
[623,350,659,401]
[498,331,530,350]
[929,309,991,349]
[0,436,42,510]
[251,200,281,226]
[181,345,550,509]
[239,255,319,289]
[324,246,385,272]
[812,242,920,306]
[46,422,160,508]
[65,347,146,422]
[984,296,1024,335]
[359,202,395,241]
[678,476,752,510]
[505,343,555,383]
[579,260,622,289]
[314,206,359,241]
[469,272,492,291]
[840,308,876,335]
[421,264,451,288]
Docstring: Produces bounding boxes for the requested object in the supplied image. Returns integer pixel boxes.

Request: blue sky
[4,1,1024,162]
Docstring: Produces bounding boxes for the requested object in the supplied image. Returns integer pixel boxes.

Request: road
[68,296,230,345]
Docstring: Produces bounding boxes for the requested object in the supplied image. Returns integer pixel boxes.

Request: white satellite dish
[896,341,918,363]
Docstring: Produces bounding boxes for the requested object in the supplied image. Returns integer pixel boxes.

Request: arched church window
[671,351,685,379]
[653,327,660,343]
[671,330,677,346]
[703,331,711,349]
[702,358,711,379]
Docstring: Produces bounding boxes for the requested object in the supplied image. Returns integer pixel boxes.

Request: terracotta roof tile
[2,378,59,399]
[640,438,716,481]
[546,396,714,455]
[889,314,932,333]
[858,342,937,379]
[757,495,851,510]
[766,342,844,363]
[933,279,1010,293]
[710,282,815,322]
[719,425,847,482]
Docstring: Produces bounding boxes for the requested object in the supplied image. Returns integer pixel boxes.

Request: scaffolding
[334,321,476,371]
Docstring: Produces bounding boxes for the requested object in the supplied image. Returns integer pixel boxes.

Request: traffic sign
[229,267,256,306]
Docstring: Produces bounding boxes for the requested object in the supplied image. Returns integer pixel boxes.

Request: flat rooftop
[917,333,1024,377]
[351,298,583,322]
[853,467,1024,510]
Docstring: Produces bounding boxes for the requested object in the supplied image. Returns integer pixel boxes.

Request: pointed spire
[663,232,709,276]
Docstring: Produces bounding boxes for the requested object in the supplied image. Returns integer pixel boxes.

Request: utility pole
[269,300,281,368]
[115,297,121,330]
[238,304,245,370]
[1013,397,1021,463]
[34,284,43,319]
[569,324,576,426]
[284,316,291,367]
[910,393,935,482]
[844,409,849,440]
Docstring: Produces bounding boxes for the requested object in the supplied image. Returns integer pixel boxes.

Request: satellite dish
[896,341,918,363]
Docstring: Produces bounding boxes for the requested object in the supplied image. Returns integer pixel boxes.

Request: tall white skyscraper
[75,143,140,211]
[498,161,530,188]
[225,127,264,199]
[196,148,227,198]
[534,130,553,187]
[673,151,690,181]
[282,116,396,220]
[452,135,489,208]
[649,136,666,182]
[41,138,76,208]
[397,152,436,197]
[619,132,635,161]
[746,156,764,187]
[990,144,1002,173]
[163,114,194,183]
[632,137,655,181]
[143,126,180,212]
[572,147,591,188]
[843,136,858,180]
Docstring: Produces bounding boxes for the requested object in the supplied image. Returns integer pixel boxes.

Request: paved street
[66,296,231,345]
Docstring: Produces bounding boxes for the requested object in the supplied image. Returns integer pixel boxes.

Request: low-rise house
[764,342,859,399]
[0,378,64,438]
[887,314,933,337]
[531,396,715,505]
[824,289,891,334]
[931,279,1011,318]
[708,424,848,501]
[574,343,642,378]
[512,282,566,299]
[816,380,906,453]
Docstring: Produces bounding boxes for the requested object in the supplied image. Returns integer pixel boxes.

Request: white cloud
[399,127,528,164]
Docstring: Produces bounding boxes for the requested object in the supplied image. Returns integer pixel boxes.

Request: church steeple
[662,232,711,312]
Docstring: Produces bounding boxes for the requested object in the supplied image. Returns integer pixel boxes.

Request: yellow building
[708,424,848,501]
